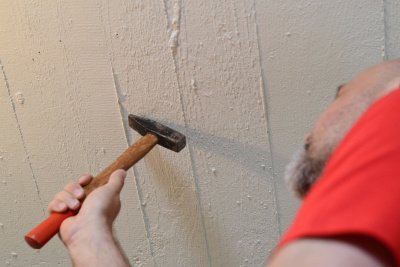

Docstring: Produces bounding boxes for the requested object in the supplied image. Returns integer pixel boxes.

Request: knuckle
[55,190,70,201]
[47,200,55,209]
[47,200,58,213]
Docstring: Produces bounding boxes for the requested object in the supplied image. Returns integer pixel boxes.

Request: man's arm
[48,169,130,267]
[268,237,394,267]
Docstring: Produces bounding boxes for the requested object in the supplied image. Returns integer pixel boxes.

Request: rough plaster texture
[0,0,399,266]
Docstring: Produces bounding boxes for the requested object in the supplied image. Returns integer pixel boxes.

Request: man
[49,59,400,267]
[270,58,400,267]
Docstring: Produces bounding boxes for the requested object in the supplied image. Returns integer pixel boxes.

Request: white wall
[0,0,398,266]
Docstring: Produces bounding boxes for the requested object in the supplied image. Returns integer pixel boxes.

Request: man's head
[285,59,400,198]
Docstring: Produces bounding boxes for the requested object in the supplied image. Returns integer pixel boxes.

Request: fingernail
[74,188,83,197]
[57,202,67,210]
[70,199,79,208]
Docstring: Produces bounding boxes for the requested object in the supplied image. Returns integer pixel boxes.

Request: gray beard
[284,89,372,198]
[284,147,327,198]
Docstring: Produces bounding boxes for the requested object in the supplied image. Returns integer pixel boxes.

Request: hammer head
[128,115,186,152]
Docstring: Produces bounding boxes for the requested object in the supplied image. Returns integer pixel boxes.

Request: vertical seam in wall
[111,68,158,267]
[97,0,158,263]
[251,1,282,236]
[382,0,388,61]
[162,0,212,265]
[0,58,46,216]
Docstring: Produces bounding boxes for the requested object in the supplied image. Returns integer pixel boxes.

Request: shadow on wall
[126,117,295,262]
[136,122,290,264]
[147,120,293,179]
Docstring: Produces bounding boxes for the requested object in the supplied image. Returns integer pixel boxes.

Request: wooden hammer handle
[25,133,158,249]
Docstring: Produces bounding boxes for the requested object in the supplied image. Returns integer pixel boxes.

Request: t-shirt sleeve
[278,88,400,265]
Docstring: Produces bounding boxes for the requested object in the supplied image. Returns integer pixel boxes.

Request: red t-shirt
[279,88,400,265]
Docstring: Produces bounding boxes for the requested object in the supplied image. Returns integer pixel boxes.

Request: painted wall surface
[0,1,398,266]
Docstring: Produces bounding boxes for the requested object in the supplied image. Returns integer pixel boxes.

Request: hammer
[25,115,186,249]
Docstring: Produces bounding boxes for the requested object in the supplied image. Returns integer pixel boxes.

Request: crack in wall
[251,0,282,236]
[162,1,212,265]
[0,58,46,217]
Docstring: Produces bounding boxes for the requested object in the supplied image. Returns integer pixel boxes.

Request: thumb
[106,169,126,195]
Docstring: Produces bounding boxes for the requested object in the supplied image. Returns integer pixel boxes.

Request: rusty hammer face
[129,114,186,152]
[25,115,186,249]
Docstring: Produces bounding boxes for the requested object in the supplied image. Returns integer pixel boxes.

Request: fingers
[48,190,80,214]
[47,171,124,215]
[64,181,86,199]
[57,190,81,208]
[48,199,68,214]
[47,176,91,215]
[106,169,126,195]
[77,174,93,187]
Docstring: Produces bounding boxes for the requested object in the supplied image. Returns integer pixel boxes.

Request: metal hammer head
[128,115,186,152]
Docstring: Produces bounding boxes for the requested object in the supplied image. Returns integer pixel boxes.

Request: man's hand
[48,169,130,267]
